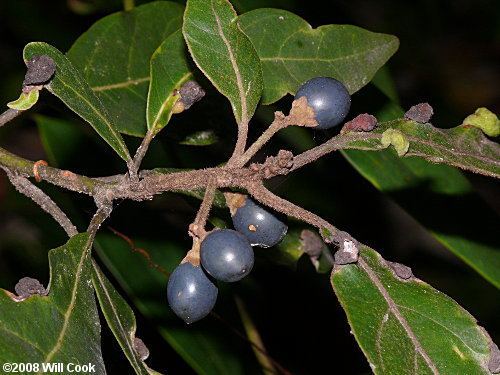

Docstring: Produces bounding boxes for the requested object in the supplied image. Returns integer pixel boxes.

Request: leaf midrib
[93,265,146,374]
[211,0,247,125]
[40,235,92,368]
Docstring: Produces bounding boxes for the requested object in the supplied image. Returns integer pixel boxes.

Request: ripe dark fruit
[295,77,351,129]
[200,229,254,282]
[167,262,218,324]
[232,197,287,248]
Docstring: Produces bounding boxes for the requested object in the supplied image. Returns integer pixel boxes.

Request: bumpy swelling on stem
[200,229,254,282]
[295,77,351,129]
[167,263,218,324]
[232,197,287,248]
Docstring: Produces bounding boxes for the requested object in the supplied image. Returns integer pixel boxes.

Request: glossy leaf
[0,234,105,372]
[92,261,161,375]
[147,30,193,134]
[342,118,500,179]
[180,130,219,146]
[332,245,495,374]
[23,42,131,161]
[67,2,184,136]
[239,9,399,104]
[94,234,261,375]
[183,0,263,125]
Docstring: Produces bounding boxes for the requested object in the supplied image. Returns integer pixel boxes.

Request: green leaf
[340,102,500,287]
[92,261,161,375]
[183,0,263,125]
[180,130,219,146]
[67,2,184,137]
[342,118,500,178]
[148,30,193,134]
[239,9,399,104]
[94,234,261,375]
[332,245,495,374]
[23,42,131,161]
[0,233,105,372]
[35,115,83,167]
[345,146,500,288]
[7,90,39,110]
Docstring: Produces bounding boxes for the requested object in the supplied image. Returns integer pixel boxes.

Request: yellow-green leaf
[7,90,39,111]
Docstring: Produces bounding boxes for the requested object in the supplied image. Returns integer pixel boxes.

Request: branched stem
[191,182,217,238]
[0,100,375,249]
[129,129,155,180]
[0,108,22,127]
[88,203,113,238]
[291,131,380,171]
[246,182,353,245]
[237,120,285,167]
[228,120,249,165]
[4,168,78,237]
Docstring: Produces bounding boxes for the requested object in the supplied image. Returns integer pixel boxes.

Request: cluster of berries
[167,197,288,323]
[167,77,351,323]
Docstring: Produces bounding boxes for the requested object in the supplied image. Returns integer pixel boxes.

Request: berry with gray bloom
[232,197,287,248]
[167,262,218,324]
[295,77,351,129]
[200,229,254,282]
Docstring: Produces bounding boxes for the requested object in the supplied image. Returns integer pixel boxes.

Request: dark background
[0,0,498,374]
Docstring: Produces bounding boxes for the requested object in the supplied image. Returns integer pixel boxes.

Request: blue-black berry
[232,197,287,248]
[200,229,254,282]
[167,262,218,324]
[295,77,351,129]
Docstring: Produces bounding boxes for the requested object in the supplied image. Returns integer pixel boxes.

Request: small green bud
[7,90,39,111]
[462,107,499,137]
[381,128,410,157]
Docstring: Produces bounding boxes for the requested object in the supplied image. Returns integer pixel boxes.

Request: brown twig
[129,128,155,180]
[190,182,217,239]
[4,168,78,237]
[236,98,318,167]
[88,201,113,237]
[246,182,353,245]
[237,117,286,167]
[291,131,380,172]
[0,108,22,127]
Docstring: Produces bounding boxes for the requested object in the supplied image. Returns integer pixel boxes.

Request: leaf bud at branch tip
[341,113,378,134]
[14,277,48,301]
[172,80,206,114]
[334,240,359,265]
[23,55,56,90]
[462,107,499,137]
[404,102,434,123]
